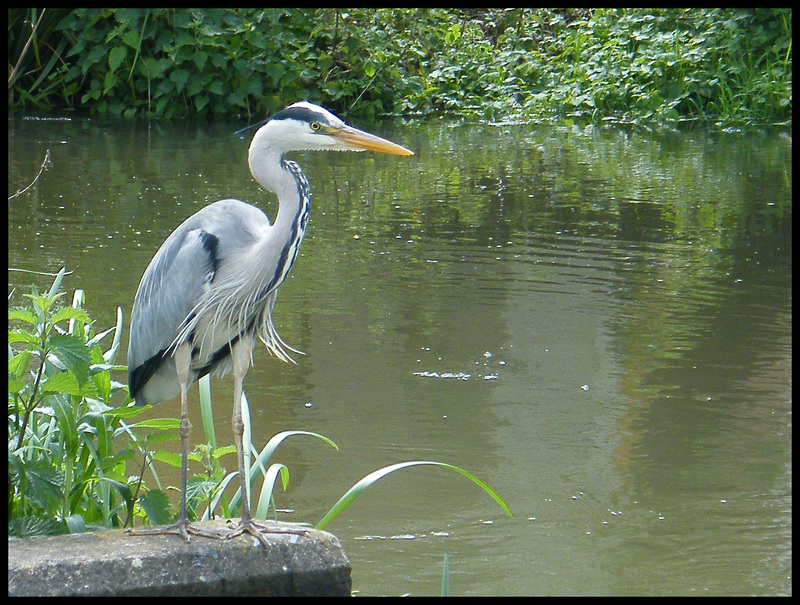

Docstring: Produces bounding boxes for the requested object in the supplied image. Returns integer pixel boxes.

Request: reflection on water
[8,116,791,596]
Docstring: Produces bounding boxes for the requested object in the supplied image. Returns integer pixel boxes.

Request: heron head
[244,101,414,156]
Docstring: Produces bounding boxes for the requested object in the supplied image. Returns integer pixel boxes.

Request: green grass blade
[254,462,289,519]
[46,267,67,299]
[229,429,339,515]
[202,470,238,521]
[258,430,339,465]
[104,306,124,365]
[315,460,513,531]
[198,374,216,448]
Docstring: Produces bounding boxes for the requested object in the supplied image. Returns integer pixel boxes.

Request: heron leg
[128,343,219,542]
[225,335,308,547]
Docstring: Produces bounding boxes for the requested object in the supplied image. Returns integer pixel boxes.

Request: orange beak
[331,125,414,156]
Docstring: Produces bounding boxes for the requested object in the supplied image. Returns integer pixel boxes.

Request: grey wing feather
[127,199,270,404]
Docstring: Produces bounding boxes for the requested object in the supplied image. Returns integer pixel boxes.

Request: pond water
[8,114,792,596]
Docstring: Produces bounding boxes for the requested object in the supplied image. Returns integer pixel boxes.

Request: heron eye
[310,122,322,131]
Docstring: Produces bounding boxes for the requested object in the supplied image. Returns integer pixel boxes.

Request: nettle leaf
[8,330,38,345]
[170,68,190,93]
[50,306,92,325]
[122,29,141,49]
[108,46,128,72]
[41,371,99,398]
[153,450,182,467]
[11,457,65,510]
[8,376,27,394]
[8,308,38,325]
[49,334,92,386]
[41,371,82,396]
[8,350,33,377]
[138,489,173,525]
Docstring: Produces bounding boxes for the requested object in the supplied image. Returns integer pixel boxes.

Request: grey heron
[127,101,413,545]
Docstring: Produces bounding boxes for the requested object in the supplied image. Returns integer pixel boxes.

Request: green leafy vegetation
[8,8,791,126]
[7,269,173,536]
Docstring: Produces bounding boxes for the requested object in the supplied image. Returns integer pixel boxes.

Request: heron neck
[249,144,304,219]
[248,145,311,294]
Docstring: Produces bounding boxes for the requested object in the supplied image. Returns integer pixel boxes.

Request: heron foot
[224,518,310,548]
[126,519,223,543]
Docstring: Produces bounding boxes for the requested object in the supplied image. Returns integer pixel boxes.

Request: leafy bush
[8,269,141,536]
[8,8,792,125]
[522,8,793,126]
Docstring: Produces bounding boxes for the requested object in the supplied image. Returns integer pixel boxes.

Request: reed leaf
[316,460,513,531]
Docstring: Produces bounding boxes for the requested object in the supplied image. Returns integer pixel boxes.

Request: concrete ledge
[8,520,351,596]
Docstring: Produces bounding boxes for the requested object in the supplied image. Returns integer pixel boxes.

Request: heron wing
[127,199,271,404]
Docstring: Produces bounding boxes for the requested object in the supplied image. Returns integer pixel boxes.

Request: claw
[126,519,224,543]
[224,519,310,548]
